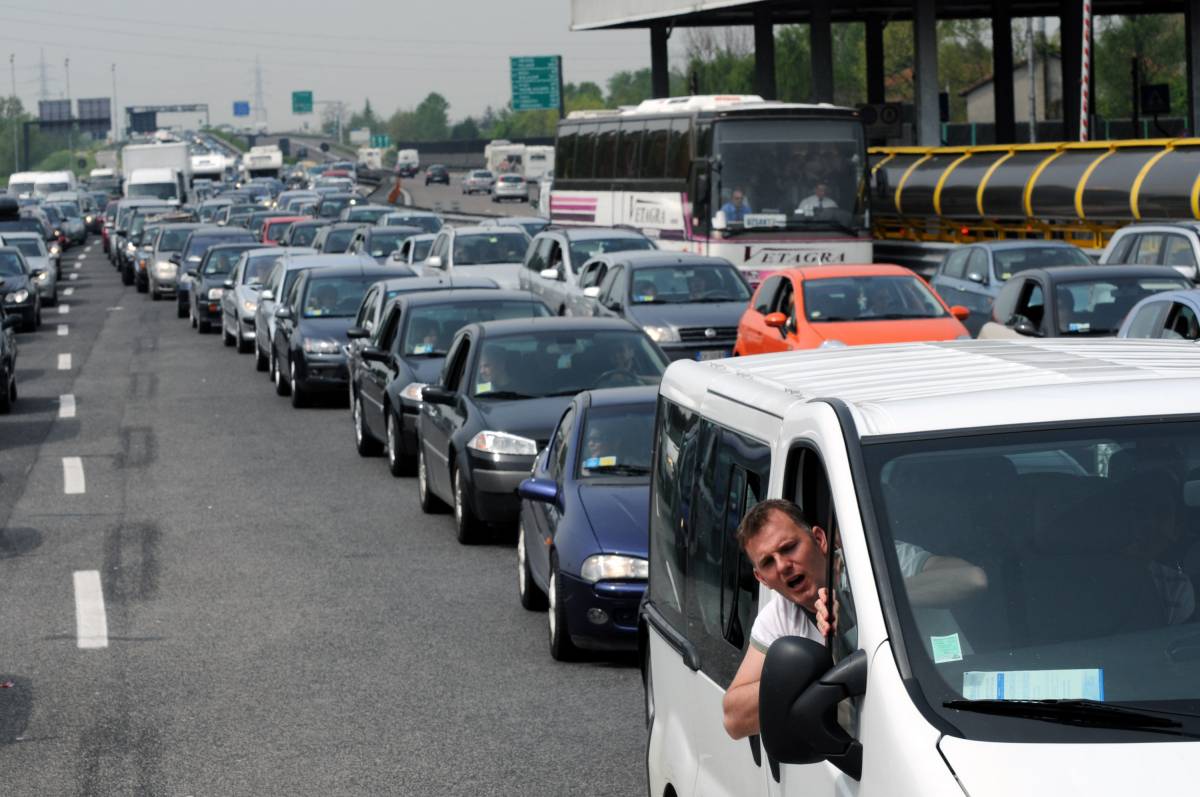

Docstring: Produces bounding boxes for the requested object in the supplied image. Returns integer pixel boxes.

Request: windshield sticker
[413,343,433,355]
[930,633,963,664]
[962,668,1104,701]
[584,456,617,469]
[1068,322,1091,333]
[633,294,656,303]
[476,381,493,393]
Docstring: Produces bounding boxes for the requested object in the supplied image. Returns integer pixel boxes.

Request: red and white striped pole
[1079,1,1093,141]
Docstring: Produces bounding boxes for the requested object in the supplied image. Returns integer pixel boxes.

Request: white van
[34,171,78,196]
[644,339,1200,796]
[125,168,183,204]
[7,171,43,197]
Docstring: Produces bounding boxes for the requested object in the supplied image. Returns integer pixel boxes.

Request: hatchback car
[339,204,393,225]
[931,241,1093,335]
[416,317,669,543]
[735,264,971,354]
[261,216,306,245]
[349,225,423,264]
[0,247,42,331]
[521,226,657,316]
[391,233,436,267]
[316,192,360,220]
[0,233,55,306]
[424,164,450,185]
[348,289,550,475]
[185,242,263,332]
[420,225,530,289]
[517,386,656,659]
[220,248,292,351]
[381,210,443,235]
[313,222,364,254]
[1119,288,1200,340]
[462,170,495,195]
[978,265,1191,339]
[491,174,529,203]
[147,222,205,298]
[279,219,328,248]
[175,228,258,318]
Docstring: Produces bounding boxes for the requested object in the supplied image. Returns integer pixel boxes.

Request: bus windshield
[712,118,866,234]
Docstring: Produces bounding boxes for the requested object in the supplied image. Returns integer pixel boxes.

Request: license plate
[696,349,727,361]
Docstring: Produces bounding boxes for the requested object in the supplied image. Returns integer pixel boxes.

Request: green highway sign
[510,55,562,113]
[370,133,391,148]
[292,91,313,114]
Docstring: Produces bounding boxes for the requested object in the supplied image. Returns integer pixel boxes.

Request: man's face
[731,191,744,206]
[478,357,500,382]
[745,510,828,611]
[814,184,827,199]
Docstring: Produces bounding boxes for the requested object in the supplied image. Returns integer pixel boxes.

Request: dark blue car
[517,385,657,660]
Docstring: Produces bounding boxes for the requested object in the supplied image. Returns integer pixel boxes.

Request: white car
[418,225,529,289]
[491,173,529,203]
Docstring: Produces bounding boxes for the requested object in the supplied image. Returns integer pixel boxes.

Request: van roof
[665,340,1200,438]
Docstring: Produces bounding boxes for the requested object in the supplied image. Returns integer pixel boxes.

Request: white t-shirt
[796,195,839,214]
[750,541,932,653]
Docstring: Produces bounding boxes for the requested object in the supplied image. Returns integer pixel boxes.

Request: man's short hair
[736,498,812,551]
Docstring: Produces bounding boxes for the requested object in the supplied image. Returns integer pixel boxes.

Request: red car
[260,216,307,245]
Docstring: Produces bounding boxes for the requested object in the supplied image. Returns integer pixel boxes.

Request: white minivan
[644,339,1200,796]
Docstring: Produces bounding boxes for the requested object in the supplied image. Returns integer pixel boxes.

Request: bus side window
[595,123,619,180]
[667,118,691,180]
[575,123,598,180]
[556,124,578,181]
[618,121,644,180]
[642,119,670,179]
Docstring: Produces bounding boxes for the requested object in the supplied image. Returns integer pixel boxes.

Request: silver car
[221,248,291,353]
[0,233,56,305]
[461,170,495,195]
[491,173,529,203]
[418,225,529,289]
[389,233,437,267]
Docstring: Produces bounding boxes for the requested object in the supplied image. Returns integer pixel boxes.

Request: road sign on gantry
[233,101,250,117]
[371,134,391,148]
[292,91,313,114]
[510,56,562,112]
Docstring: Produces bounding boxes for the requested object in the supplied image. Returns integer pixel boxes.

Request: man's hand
[722,646,766,739]
[815,586,839,637]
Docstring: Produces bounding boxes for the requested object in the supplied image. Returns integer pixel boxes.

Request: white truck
[356,147,384,171]
[241,145,283,181]
[484,140,525,175]
[523,145,554,182]
[395,148,419,177]
[121,141,191,204]
[189,152,226,185]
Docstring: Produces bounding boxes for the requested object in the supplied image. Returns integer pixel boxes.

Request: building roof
[664,340,1200,438]
[960,53,1063,97]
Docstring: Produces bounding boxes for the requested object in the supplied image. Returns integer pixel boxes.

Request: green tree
[347,99,381,133]
[1093,14,1186,122]
[606,69,653,106]
[450,116,480,140]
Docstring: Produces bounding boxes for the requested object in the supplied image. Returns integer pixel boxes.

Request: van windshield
[128,183,179,200]
[863,418,1200,741]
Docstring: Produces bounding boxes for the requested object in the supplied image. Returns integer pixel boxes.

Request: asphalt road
[402,170,542,220]
[0,238,646,795]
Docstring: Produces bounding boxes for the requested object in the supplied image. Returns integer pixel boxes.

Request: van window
[649,398,697,622]
[1163,235,1197,269]
[941,249,969,279]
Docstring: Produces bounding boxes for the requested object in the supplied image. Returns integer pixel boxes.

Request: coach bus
[548,95,872,282]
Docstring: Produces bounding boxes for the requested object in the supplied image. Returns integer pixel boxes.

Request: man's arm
[906,555,988,607]
[722,646,766,740]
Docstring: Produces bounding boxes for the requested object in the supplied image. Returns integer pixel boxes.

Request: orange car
[261,216,307,245]
[734,264,970,355]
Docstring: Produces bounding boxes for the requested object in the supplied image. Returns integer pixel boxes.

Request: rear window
[187,233,253,260]
[1054,276,1190,335]
[386,215,442,234]
[401,300,550,356]
[452,232,528,265]
[6,239,43,258]
[568,236,655,269]
[301,276,378,318]
[993,246,1092,281]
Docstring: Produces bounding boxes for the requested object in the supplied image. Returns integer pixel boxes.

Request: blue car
[517,385,657,660]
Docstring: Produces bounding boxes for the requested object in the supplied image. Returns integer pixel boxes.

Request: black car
[116,204,175,274]
[416,317,668,543]
[315,192,360,220]
[348,289,551,475]
[313,222,364,254]
[424,165,450,186]
[279,219,329,248]
[272,262,409,407]
[348,225,423,264]
[0,247,43,331]
[187,242,264,333]
[0,301,18,411]
[178,232,258,320]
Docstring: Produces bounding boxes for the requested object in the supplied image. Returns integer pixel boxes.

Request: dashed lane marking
[57,353,71,370]
[57,324,67,336]
[62,456,85,494]
[63,287,74,297]
[59,394,76,419]
[73,570,108,649]
[58,304,69,315]
[68,274,78,281]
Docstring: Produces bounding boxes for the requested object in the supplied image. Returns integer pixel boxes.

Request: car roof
[380,276,498,292]
[473,316,637,339]
[550,226,648,242]
[1127,288,1200,305]
[667,340,1200,439]
[968,240,1085,251]
[621,252,736,269]
[451,225,529,236]
[580,384,660,409]
[301,263,409,279]
[205,242,260,252]
[347,204,391,212]
[281,253,374,269]
[765,264,920,281]
[1034,265,1189,282]
[327,222,366,231]
[367,225,423,235]
[385,209,439,217]
[397,288,541,308]
[0,231,41,239]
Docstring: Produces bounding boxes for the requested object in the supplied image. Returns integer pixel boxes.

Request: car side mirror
[346,326,369,339]
[518,477,560,507]
[604,299,622,312]
[421,385,455,406]
[1006,314,1041,337]
[260,288,274,301]
[426,255,443,269]
[764,311,788,329]
[361,345,389,363]
[950,305,970,321]
[583,286,600,299]
[222,279,235,289]
[966,271,986,284]
[539,267,562,281]
[169,253,182,265]
[31,269,45,279]
[759,637,866,779]
[274,307,293,320]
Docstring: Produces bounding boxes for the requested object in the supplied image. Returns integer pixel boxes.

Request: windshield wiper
[587,464,650,475]
[475,390,534,400]
[943,699,1198,736]
[790,217,863,237]
[692,296,740,303]
[406,351,447,358]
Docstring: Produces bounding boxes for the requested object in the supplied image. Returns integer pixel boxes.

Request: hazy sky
[0,0,654,129]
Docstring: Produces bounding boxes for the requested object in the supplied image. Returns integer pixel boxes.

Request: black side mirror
[361,345,389,363]
[421,385,455,406]
[346,326,369,339]
[274,307,293,320]
[1007,314,1042,337]
[604,300,622,313]
[759,637,867,779]
[185,268,199,278]
[169,253,182,265]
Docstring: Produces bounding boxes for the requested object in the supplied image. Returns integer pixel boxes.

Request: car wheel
[273,350,290,396]
[136,276,148,293]
[548,554,579,661]
[417,445,446,513]
[452,463,483,545]
[518,522,548,611]
[178,299,188,319]
[121,265,133,285]
[222,317,236,346]
[385,409,413,477]
[255,340,269,371]
[236,322,253,354]
[0,368,12,414]
[289,359,307,408]
[353,393,382,456]
[151,289,161,301]
[46,288,57,307]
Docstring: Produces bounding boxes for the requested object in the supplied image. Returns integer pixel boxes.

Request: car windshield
[228,207,254,222]
[5,239,43,258]
[302,276,377,318]
[629,263,750,304]
[319,198,352,218]
[401,300,550,356]
[127,183,178,200]
[189,235,251,261]
[323,229,354,253]
[202,248,248,275]
[498,175,523,184]
[452,232,528,265]
[43,207,62,224]
[568,237,655,271]
[473,330,667,398]
[244,254,281,285]
[1055,276,1190,335]
[52,202,81,218]
[289,225,321,247]
[157,228,192,252]
[864,418,1200,741]
[386,215,441,234]
[0,252,26,275]
[994,247,1093,281]
[802,275,947,321]
[366,231,413,258]
[514,219,548,236]
[265,222,293,243]
[577,405,655,478]
[346,208,389,223]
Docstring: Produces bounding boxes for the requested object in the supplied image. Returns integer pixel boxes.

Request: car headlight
[302,337,341,354]
[154,261,175,276]
[643,325,680,343]
[125,241,136,253]
[49,243,60,255]
[467,430,538,456]
[399,382,427,402]
[242,300,257,313]
[85,215,93,224]
[5,289,29,303]
[206,288,224,300]
[34,271,48,282]
[580,554,648,583]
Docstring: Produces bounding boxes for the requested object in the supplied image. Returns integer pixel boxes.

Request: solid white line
[59,394,76,418]
[57,353,71,370]
[68,273,78,281]
[62,456,85,494]
[57,304,69,315]
[57,324,67,336]
[63,287,74,297]
[73,570,108,649]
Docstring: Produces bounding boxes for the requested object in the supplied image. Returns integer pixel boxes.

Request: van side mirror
[583,286,600,299]
[169,253,182,265]
[426,255,443,270]
[1006,314,1041,337]
[422,385,455,406]
[759,637,866,780]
